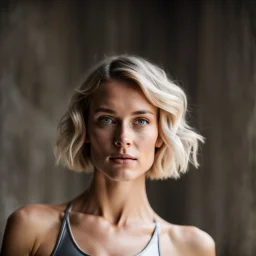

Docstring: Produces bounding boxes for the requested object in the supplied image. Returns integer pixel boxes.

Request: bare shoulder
[1,203,66,256]
[157,218,216,256]
[175,225,215,255]
[7,203,65,231]
[171,224,216,256]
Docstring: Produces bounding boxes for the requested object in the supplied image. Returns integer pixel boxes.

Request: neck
[78,169,154,226]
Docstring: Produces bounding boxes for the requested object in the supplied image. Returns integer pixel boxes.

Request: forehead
[90,80,157,114]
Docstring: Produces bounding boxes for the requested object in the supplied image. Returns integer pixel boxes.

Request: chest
[36,217,160,256]
[36,227,191,256]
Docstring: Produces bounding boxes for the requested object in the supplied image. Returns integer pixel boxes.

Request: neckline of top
[64,202,160,256]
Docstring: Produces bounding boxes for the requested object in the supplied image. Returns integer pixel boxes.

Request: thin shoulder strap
[154,220,161,256]
[51,202,73,256]
[64,201,73,218]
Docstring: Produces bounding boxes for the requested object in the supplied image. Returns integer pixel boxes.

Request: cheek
[88,126,113,154]
[138,129,159,156]
[137,139,157,173]
[92,130,110,143]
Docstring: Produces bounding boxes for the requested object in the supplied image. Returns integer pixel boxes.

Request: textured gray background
[0,1,256,255]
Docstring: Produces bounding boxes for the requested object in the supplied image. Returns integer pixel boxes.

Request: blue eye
[99,117,113,124]
[135,119,149,126]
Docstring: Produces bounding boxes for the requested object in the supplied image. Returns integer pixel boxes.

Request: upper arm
[1,206,38,256]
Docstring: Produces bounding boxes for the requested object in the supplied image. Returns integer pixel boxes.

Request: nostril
[113,139,132,147]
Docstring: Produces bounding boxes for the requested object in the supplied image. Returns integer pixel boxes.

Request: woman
[1,55,216,256]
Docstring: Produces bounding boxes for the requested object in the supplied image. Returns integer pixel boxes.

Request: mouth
[109,154,137,164]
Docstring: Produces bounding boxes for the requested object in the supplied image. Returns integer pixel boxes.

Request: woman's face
[87,80,162,181]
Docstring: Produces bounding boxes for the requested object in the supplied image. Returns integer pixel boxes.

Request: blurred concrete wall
[0,1,256,255]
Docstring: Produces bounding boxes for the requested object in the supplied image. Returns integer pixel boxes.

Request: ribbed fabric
[51,202,161,256]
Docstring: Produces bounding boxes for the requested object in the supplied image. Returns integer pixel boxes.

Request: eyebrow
[94,107,155,116]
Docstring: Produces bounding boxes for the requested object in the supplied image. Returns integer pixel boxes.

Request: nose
[113,138,131,147]
[113,123,132,147]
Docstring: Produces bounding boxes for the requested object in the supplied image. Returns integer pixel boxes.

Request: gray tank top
[51,202,161,256]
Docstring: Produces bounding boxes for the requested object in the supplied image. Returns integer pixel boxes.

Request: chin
[103,168,143,182]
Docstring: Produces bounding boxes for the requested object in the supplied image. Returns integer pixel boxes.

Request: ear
[155,136,163,148]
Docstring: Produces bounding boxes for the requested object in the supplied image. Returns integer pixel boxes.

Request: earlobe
[155,137,163,148]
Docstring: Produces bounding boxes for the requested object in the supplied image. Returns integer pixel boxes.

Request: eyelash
[134,118,149,126]
[97,116,149,126]
[98,116,115,125]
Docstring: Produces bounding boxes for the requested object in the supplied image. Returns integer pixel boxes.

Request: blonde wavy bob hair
[55,55,204,180]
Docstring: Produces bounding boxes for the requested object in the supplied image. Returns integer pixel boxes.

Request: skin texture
[1,80,216,256]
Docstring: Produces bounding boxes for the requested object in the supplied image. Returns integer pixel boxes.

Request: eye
[98,116,115,124]
[134,118,149,126]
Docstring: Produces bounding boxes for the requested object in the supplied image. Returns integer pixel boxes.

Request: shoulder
[7,203,65,231]
[157,218,215,256]
[1,203,67,256]
[169,224,216,256]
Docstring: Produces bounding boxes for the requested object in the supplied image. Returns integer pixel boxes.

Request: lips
[109,154,137,164]
[109,154,137,160]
